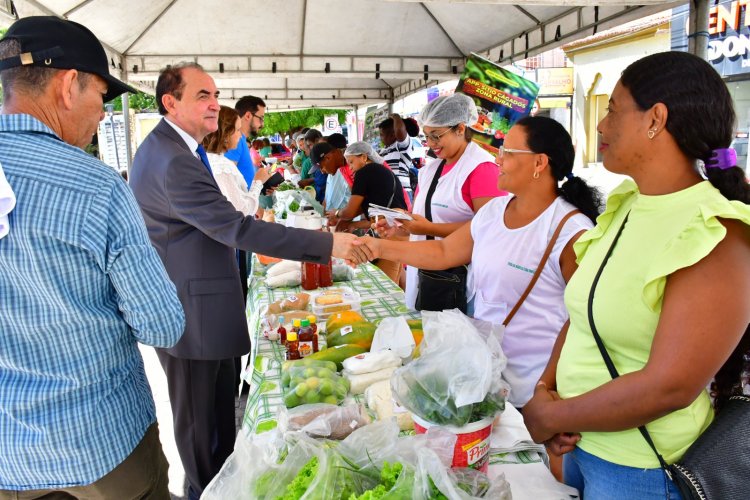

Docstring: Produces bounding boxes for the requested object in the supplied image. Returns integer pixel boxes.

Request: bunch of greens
[348,462,413,500]
[288,200,300,213]
[265,450,371,500]
[396,370,504,427]
[275,182,296,192]
[278,456,319,500]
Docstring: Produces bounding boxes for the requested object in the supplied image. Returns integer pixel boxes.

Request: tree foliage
[260,108,348,136]
[111,92,158,112]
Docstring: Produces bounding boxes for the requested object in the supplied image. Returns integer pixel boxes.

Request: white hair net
[418,93,478,128]
[344,141,384,164]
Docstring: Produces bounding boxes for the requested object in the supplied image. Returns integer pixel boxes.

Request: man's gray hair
[0,38,72,100]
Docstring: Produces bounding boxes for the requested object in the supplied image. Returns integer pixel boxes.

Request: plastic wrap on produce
[278,403,371,440]
[391,309,508,427]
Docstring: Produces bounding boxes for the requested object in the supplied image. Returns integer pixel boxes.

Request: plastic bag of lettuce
[203,419,511,500]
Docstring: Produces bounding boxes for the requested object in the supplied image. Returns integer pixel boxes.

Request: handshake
[331,233,380,266]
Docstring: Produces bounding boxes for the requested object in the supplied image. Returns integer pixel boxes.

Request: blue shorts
[564,447,683,500]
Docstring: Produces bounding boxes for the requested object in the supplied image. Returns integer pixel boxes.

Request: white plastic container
[309,286,361,319]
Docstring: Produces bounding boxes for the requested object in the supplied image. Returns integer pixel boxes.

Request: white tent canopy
[3,0,679,109]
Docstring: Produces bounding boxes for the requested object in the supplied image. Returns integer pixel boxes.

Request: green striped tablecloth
[241,258,417,435]
[240,257,545,470]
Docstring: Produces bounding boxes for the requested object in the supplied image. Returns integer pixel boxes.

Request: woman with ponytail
[523,51,750,499]
[358,115,602,410]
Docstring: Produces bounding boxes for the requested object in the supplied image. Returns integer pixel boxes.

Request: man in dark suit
[130,62,365,499]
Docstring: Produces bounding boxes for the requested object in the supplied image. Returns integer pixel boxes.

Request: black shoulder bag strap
[423,160,447,241]
[586,210,673,478]
[386,171,397,208]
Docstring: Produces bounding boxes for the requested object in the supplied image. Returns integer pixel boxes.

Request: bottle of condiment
[285,331,301,360]
[307,315,320,353]
[291,318,301,337]
[318,260,333,287]
[277,315,287,345]
[301,262,319,290]
[306,315,318,336]
[298,319,316,357]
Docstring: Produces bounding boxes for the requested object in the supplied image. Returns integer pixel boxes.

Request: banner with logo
[455,53,540,154]
[363,105,390,146]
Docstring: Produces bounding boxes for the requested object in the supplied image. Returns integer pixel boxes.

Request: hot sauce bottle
[285,331,301,360]
[298,319,315,358]
[277,315,287,345]
[306,315,319,353]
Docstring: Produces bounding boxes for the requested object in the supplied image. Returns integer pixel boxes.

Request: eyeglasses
[498,145,536,158]
[424,127,456,143]
[252,112,265,124]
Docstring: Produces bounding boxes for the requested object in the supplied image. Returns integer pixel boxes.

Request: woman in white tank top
[366,117,603,409]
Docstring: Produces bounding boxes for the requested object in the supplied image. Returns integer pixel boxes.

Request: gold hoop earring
[647,129,656,139]
[533,171,540,180]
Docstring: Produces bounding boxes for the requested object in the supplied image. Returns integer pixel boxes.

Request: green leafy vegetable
[278,456,319,500]
[348,462,414,500]
[252,470,276,498]
[288,201,300,213]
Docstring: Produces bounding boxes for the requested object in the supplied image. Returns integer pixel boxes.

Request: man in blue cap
[0,16,185,498]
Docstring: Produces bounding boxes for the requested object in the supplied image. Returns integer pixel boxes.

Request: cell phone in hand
[262,171,284,195]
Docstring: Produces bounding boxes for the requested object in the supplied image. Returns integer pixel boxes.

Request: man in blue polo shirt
[225,95,266,185]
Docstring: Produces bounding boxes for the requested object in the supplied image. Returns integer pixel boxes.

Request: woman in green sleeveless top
[523,52,750,499]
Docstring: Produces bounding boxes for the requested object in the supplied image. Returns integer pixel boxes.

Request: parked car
[270,143,292,161]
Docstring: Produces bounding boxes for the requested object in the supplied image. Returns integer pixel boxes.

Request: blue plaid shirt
[0,115,185,490]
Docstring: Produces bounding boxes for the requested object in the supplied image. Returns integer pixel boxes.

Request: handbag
[587,211,750,500]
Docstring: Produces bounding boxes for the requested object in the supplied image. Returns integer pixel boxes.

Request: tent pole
[688,0,709,60]
[122,93,133,175]
[352,105,360,142]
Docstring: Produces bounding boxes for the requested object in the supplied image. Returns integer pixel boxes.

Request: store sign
[672,0,750,76]
[536,68,574,95]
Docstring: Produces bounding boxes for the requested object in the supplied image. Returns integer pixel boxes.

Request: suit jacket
[130,119,332,360]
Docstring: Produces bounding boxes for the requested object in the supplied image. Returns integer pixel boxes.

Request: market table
[240,258,579,500]
[241,258,413,434]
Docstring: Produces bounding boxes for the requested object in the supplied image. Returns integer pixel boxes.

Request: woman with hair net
[326,141,408,283]
[376,93,505,311]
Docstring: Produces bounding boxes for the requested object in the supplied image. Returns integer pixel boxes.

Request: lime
[294,383,308,397]
[281,371,291,387]
[323,395,339,405]
[306,377,320,390]
[335,385,348,399]
[304,391,320,404]
[284,393,300,408]
[340,377,351,392]
[303,368,317,378]
[291,376,305,388]
[317,368,335,379]
[319,379,335,396]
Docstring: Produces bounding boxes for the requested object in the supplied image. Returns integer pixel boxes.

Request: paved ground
[138,163,627,498]
[139,345,247,499]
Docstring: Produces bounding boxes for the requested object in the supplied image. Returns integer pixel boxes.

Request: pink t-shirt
[415,161,506,208]
[250,148,262,168]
